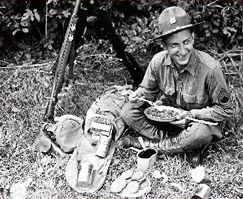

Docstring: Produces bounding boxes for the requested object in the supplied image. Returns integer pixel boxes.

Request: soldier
[119,7,233,156]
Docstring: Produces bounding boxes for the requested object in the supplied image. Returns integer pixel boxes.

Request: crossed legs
[121,102,222,153]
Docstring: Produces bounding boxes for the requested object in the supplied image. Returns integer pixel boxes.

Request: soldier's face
[164,29,194,67]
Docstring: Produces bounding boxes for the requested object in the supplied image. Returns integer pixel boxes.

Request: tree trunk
[94,1,144,87]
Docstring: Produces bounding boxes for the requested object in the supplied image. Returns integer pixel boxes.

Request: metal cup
[137,148,157,171]
[191,184,211,199]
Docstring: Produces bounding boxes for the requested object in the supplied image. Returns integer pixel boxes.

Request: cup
[137,148,157,171]
[191,184,211,199]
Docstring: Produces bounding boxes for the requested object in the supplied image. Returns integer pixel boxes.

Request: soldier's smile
[165,29,194,67]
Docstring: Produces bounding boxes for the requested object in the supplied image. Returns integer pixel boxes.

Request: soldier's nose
[180,45,187,56]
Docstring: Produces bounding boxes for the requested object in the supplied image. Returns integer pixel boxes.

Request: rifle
[32,0,81,155]
[44,0,81,122]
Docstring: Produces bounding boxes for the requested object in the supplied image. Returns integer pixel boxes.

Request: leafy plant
[188,0,242,50]
[1,0,242,63]
[1,0,73,51]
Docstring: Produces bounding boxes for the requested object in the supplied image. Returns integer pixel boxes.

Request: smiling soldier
[119,7,233,156]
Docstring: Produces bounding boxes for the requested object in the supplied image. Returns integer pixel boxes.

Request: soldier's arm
[190,66,233,122]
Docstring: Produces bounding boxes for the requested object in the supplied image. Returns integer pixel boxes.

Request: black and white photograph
[1,0,242,198]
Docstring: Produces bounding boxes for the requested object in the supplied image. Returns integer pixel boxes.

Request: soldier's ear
[162,40,168,50]
[192,32,195,40]
[191,32,195,45]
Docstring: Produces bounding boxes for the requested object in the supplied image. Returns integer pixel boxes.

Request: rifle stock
[44,0,81,122]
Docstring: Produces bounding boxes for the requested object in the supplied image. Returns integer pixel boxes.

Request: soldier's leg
[121,102,163,140]
[143,122,222,154]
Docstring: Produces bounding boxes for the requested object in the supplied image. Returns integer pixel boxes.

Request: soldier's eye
[184,38,192,45]
[170,44,177,48]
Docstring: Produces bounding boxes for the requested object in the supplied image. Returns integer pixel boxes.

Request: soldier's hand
[169,111,191,129]
[154,100,163,106]
[129,90,142,102]
[129,90,144,107]
[169,118,187,129]
[176,111,191,120]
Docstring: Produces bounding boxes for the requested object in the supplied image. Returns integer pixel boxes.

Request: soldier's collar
[165,52,172,66]
[184,49,197,76]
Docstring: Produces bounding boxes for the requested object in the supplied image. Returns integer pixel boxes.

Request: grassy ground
[1,41,242,199]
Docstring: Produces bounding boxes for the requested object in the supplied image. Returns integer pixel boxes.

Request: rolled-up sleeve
[190,65,233,122]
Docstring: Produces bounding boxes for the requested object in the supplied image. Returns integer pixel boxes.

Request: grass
[1,41,242,199]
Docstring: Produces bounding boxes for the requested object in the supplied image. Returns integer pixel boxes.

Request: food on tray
[121,169,134,180]
[145,106,181,122]
[110,168,150,196]
[131,170,145,180]
[110,177,127,193]
[146,107,179,118]
[125,180,140,194]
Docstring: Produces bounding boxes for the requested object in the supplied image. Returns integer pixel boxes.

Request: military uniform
[121,49,233,153]
[120,6,233,153]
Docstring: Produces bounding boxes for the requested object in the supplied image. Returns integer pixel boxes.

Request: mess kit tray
[144,105,181,122]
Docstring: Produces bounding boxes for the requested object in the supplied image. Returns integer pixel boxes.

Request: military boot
[142,128,212,154]
[142,135,186,154]
[118,135,143,150]
[190,142,217,167]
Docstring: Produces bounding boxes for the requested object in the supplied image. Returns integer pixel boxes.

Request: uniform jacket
[138,49,233,122]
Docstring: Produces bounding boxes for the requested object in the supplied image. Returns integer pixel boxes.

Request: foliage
[1,0,242,61]
[1,1,242,198]
[107,0,242,54]
[187,0,242,51]
[1,0,74,52]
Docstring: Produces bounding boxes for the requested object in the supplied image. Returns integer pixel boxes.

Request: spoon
[136,98,158,107]
[185,117,218,126]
